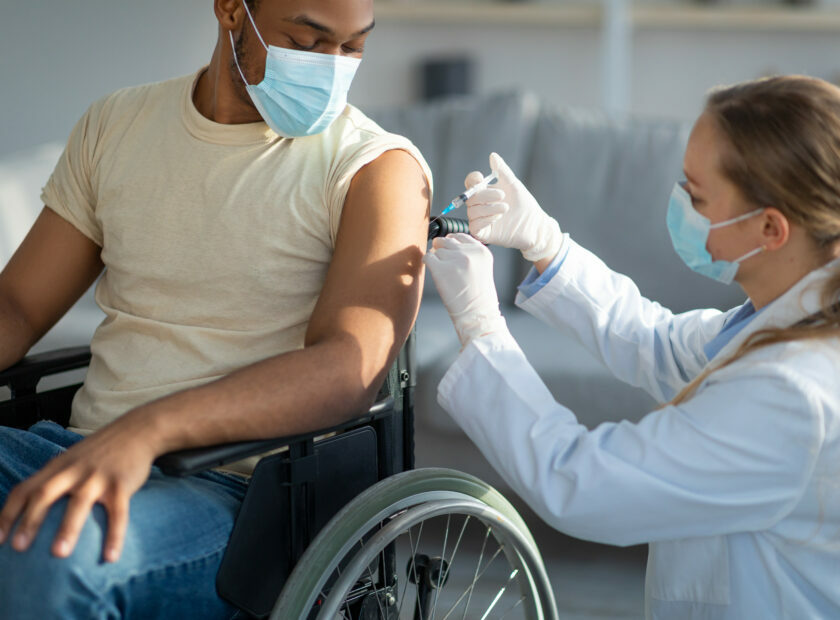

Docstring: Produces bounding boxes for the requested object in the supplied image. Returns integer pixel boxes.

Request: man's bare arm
[145,148,430,448]
[0,149,430,561]
[0,208,104,370]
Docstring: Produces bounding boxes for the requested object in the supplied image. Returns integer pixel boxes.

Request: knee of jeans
[0,500,112,616]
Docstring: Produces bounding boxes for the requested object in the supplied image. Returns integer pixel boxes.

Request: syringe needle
[431,170,497,226]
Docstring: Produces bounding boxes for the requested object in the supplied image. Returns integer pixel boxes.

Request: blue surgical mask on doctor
[666,182,765,285]
[229,1,361,138]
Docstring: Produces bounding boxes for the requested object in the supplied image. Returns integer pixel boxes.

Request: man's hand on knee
[0,414,158,563]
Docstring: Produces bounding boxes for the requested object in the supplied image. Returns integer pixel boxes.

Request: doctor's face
[682,113,766,265]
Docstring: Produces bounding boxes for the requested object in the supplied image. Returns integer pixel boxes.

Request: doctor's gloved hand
[465,152,563,263]
[423,233,507,348]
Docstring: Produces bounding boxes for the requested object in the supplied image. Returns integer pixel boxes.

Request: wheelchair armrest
[0,347,92,393]
[153,396,396,477]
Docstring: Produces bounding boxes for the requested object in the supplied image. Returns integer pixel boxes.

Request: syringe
[439,171,498,217]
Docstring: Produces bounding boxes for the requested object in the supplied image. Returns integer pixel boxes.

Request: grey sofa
[0,93,746,487]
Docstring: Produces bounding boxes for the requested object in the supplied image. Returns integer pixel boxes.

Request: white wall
[353,19,604,111]
[633,27,840,122]
[4,1,840,159]
[355,15,840,122]
[0,0,217,159]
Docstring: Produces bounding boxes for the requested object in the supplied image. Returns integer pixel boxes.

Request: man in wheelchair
[0,0,431,617]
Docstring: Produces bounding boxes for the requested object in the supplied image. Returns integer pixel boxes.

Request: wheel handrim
[270,468,557,620]
[317,498,548,620]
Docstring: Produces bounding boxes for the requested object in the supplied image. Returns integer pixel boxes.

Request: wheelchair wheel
[271,467,558,620]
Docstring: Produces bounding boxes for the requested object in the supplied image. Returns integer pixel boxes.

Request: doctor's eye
[681,182,703,208]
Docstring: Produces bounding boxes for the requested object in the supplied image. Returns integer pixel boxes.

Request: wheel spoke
[397,522,424,618]
[437,516,471,590]
[458,527,491,620]
[430,514,451,620]
[360,537,388,619]
[497,595,526,620]
[441,541,505,620]
[479,569,518,620]
[479,588,504,620]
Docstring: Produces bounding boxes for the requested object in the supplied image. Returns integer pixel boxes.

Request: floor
[415,424,647,620]
[518,503,646,619]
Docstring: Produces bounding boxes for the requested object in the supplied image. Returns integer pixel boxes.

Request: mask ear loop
[240,1,268,50]
[230,1,268,87]
[710,207,767,264]
[732,245,766,264]
[229,32,251,86]
[709,207,765,230]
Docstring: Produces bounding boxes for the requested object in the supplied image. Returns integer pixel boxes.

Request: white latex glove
[423,233,507,348]
[465,152,563,263]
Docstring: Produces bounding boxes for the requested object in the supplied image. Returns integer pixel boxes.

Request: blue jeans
[0,421,248,619]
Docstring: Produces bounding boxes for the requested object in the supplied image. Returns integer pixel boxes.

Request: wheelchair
[0,217,558,620]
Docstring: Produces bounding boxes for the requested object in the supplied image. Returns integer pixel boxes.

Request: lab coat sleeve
[515,237,735,403]
[438,331,824,546]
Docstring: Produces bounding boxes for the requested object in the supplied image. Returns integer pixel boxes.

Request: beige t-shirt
[42,70,431,474]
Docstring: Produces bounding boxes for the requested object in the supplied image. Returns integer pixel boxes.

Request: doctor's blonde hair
[670,75,840,407]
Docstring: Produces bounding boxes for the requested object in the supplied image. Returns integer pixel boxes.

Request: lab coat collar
[711,257,840,364]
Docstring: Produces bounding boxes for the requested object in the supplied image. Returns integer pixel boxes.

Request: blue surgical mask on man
[666,182,765,285]
[229,1,361,138]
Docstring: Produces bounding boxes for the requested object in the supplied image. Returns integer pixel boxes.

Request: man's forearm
[0,293,37,371]
[127,335,386,457]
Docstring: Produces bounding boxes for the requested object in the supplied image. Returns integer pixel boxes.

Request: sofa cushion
[414,299,658,437]
[0,143,103,353]
[526,106,745,313]
[505,310,658,427]
[367,91,538,304]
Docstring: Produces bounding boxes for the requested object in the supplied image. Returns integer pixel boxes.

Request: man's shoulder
[328,104,391,141]
[70,73,195,150]
[93,73,191,115]
[321,104,424,169]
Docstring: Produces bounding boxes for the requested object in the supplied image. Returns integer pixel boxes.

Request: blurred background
[4,0,840,157]
[3,1,840,617]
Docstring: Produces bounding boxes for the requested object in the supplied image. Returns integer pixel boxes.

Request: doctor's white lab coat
[437,237,840,619]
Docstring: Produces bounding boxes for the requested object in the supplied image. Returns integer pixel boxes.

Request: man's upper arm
[305,148,430,398]
[0,207,103,347]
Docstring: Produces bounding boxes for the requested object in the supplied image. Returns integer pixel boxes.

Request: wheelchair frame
[0,334,417,618]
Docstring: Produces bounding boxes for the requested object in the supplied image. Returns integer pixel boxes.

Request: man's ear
[215,0,244,31]
[761,206,790,252]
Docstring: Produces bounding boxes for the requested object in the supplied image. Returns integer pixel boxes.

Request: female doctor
[423,75,840,619]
